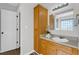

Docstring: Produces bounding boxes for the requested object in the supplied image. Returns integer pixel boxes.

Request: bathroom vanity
[39,34,79,55]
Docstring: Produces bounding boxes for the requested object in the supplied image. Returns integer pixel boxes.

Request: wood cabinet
[39,39,48,54]
[47,41,57,55]
[38,5,48,34]
[57,45,79,55]
[40,39,79,55]
[57,50,71,55]
[78,49,79,55]
[40,39,57,55]
[34,4,78,55]
[49,14,54,30]
[72,48,78,55]
[34,5,48,53]
[34,6,39,52]
[56,44,72,55]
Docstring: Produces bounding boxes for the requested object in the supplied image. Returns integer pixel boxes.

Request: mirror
[54,10,76,31]
[55,17,75,31]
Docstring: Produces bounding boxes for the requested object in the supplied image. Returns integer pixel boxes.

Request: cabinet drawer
[41,39,48,44]
[57,50,70,55]
[57,44,72,54]
[41,39,47,47]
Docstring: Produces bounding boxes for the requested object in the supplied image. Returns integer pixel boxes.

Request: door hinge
[16,15,18,18]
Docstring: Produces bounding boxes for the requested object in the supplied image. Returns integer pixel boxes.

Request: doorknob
[1,32,4,34]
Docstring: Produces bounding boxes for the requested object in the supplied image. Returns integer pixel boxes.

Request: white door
[1,9,17,52]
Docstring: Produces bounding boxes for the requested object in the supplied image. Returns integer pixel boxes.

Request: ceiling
[8,3,62,10]
[0,3,19,11]
[41,3,61,10]
[1,3,76,13]
[8,3,19,7]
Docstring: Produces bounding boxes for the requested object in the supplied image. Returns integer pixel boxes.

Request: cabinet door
[49,15,54,30]
[40,39,48,55]
[78,50,79,55]
[34,30,39,52]
[39,6,48,34]
[57,44,72,55]
[40,39,57,55]
[72,48,78,55]
[47,45,57,55]
[47,41,57,55]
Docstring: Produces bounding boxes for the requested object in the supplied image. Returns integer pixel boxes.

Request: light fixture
[52,3,69,11]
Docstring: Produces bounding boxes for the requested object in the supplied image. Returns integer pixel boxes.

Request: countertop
[40,34,79,49]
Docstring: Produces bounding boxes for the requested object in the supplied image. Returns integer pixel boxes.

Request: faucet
[60,36,64,39]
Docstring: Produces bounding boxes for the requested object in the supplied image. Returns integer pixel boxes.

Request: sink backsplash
[50,34,78,40]
[64,36,79,40]
[48,30,79,38]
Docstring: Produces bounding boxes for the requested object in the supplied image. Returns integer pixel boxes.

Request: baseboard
[24,50,34,55]
[33,50,39,55]
[24,50,40,55]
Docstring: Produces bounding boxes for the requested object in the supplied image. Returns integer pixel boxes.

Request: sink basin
[45,34,51,38]
[51,37,69,43]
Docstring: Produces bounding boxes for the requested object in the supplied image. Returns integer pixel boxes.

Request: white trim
[34,50,39,55]
[24,50,40,55]
[24,50,34,55]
